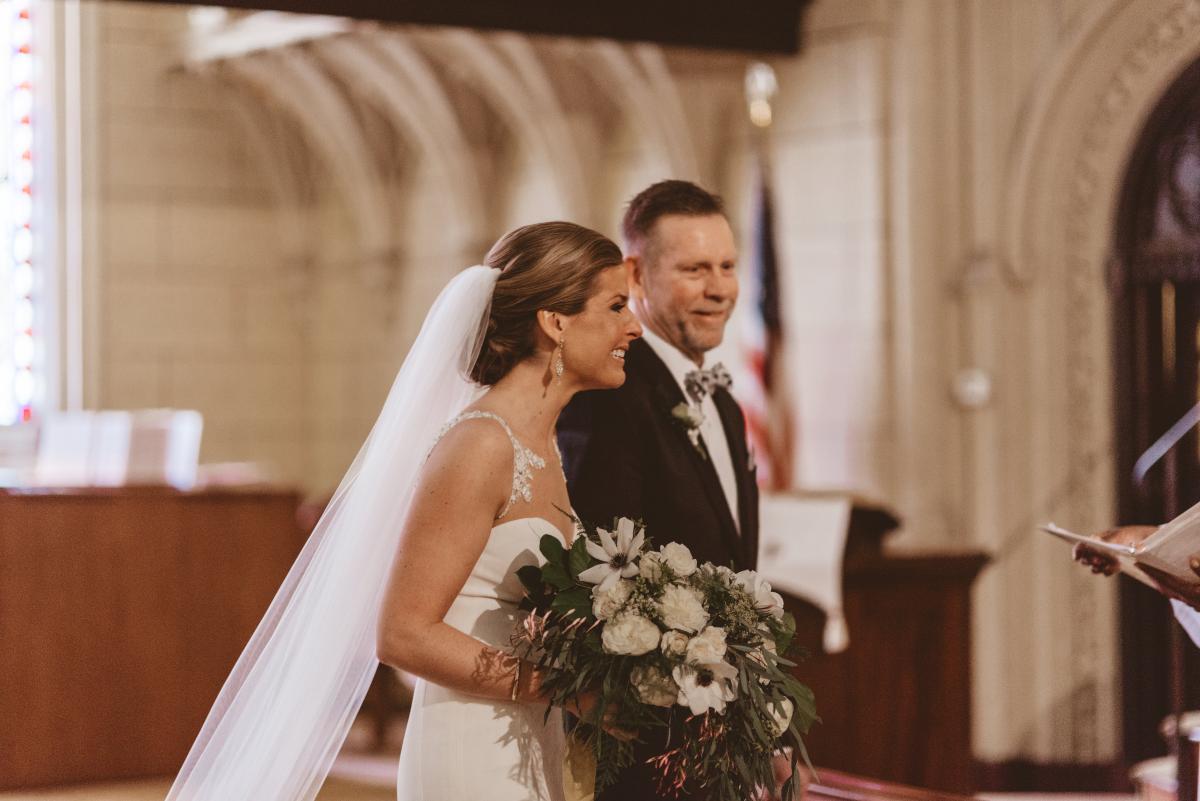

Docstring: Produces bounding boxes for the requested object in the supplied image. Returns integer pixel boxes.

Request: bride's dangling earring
[553,338,565,384]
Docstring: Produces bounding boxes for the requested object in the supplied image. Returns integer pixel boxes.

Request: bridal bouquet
[514,517,817,800]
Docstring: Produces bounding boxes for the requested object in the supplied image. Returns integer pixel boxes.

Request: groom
[558,179,758,800]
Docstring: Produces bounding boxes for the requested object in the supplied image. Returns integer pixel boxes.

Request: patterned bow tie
[684,363,732,404]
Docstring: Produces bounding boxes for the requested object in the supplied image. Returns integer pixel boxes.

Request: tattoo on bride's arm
[471,646,520,698]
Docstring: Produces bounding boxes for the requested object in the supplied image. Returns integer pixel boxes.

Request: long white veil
[165,265,499,801]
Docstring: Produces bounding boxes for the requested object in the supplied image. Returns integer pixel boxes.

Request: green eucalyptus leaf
[568,536,593,577]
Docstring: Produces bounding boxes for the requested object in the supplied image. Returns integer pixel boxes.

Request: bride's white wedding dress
[396,411,570,801]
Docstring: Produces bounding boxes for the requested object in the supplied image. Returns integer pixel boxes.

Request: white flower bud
[660,629,690,658]
[769,697,795,736]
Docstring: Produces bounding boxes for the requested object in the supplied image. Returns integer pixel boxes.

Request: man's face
[629,213,738,365]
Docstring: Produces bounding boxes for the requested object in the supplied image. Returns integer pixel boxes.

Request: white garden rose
[735,569,785,619]
[769,697,795,736]
[631,664,678,707]
[660,629,690,658]
[658,584,709,633]
[639,551,665,581]
[685,626,727,665]
[601,613,661,655]
[591,578,634,620]
[659,543,698,577]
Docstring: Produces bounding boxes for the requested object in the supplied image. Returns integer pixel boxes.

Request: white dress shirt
[639,326,740,533]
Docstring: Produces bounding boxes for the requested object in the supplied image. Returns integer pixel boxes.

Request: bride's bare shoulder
[405,417,515,524]
[423,415,515,480]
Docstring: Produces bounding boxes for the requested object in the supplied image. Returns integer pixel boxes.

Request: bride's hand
[567,692,637,742]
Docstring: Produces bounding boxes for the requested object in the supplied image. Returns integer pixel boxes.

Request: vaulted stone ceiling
[182,10,759,278]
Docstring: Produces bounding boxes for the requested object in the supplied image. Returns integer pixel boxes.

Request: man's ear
[535,309,566,343]
[626,256,646,300]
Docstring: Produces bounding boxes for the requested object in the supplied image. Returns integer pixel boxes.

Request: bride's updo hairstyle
[471,221,622,386]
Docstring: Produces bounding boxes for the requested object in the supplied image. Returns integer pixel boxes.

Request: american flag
[741,169,794,490]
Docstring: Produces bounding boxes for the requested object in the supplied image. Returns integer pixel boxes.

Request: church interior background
[4,0,1200,798]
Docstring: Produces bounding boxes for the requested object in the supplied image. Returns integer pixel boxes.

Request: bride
[165,221,642,801]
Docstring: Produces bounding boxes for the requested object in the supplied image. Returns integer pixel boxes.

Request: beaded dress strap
[431,411,546,520]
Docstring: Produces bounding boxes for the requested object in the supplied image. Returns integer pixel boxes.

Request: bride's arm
[376,421,543,703]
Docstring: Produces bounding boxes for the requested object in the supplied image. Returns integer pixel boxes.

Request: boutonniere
[671,401,709,460]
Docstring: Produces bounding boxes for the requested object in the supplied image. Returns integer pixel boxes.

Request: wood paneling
[0,488,306,789]
[787,552,988,795]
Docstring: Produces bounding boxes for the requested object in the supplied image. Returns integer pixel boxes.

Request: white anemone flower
[578,517,646,593]
[673,661,739,715]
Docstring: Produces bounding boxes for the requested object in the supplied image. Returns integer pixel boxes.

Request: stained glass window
[0,0,34,425]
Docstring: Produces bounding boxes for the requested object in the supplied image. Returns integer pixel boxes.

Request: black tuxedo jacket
[558,337,759,571]
[558,338,760,800]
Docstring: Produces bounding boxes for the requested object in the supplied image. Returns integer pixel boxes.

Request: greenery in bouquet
[514,516,818,800]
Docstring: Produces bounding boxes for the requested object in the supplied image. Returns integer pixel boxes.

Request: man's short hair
[621,180,726,256]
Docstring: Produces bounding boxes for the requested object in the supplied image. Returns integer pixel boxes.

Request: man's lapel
[630,340,741,551]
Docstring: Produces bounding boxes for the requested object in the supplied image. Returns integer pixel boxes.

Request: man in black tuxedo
[558,179,759,800]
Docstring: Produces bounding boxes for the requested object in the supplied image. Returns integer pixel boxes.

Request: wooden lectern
[784,503,988,795]
[0,486,307,788]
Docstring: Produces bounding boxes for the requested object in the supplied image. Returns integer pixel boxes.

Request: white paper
[757,493,852,652]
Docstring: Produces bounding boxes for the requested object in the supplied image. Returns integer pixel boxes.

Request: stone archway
[1109,48,1200,764]
[997,0,1200,767]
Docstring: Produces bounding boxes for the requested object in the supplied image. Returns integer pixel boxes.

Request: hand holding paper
[1046,512,1200,609]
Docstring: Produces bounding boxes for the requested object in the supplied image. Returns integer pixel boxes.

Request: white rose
[660,630,690,658]
[591,579,634,620]
[639,551,665,581]
[685,626,727,665]
[659,543,698,577]
[631,664,678,707]
[658,584,709,633]
[712,565,736,583]
[601,613,661,655]
[735,569,785,619]
[769,697,795,736]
